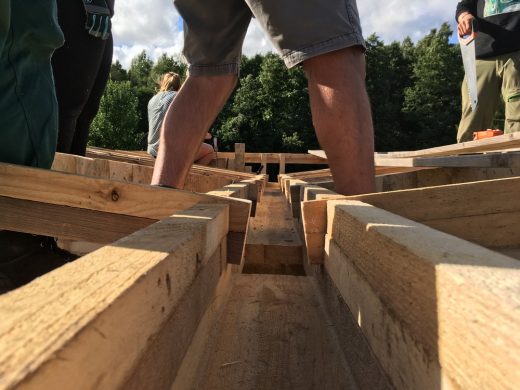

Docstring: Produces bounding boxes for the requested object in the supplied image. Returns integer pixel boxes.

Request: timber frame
[1,137,519,390]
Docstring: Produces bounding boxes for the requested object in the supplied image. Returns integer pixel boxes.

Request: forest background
[89,23,505,154]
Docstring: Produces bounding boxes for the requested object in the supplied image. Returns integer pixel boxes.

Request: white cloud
[112,0,458,69]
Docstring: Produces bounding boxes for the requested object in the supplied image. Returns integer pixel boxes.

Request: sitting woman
[147,72,214,165]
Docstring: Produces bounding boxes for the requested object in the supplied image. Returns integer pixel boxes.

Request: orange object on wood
[473,129,504,140]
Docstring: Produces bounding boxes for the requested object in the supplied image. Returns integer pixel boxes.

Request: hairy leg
[303,47,376,195]
[152,74,237,188]
[194,142,215,165]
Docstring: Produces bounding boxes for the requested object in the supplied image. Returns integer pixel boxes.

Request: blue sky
[112,0,459,68]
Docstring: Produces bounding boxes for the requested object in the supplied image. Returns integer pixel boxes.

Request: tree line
[89,23,505,153]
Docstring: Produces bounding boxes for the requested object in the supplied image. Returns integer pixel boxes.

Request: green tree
[365,35,415,151]
[110,60,128,82]
[128,50,153,88]
[89,80,143,150]
[402,23,463,148]
[151,53,187,86]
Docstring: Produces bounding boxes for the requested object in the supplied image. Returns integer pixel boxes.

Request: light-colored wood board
[327,200,520,389]
[384,132,520,158]
[53,152,234,193]
[0,204,228,390]
[0,163,251,264]
[216,152,328,165]
[347,177,520,241]
[234,143,245,172]
[85,147,258,180]
[245,188,302,266]
[122,240,229,390]
[176,274,359,390]
[0,196,154,244]
[376,166,520,192]
[302,177,520,263]
[375,151,520,168]
[325,239,441,389]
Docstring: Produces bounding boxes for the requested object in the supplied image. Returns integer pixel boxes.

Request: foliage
[88,81,143,149]
[402,23,463,148]
[92,24,476,154]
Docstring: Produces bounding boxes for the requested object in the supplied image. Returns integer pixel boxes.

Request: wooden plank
[375,166,520,192]
[244,188,303,271]
[384,132,520,158]
[53,152,234,193]
[84,148,258,180]
[326,200,520,389]
[216,152,328,165]
[234,143,245,172]
[0,196,154,243]
[302,177,520,263]
[0,204,229,390]
[0,163,250,264]
[375,151,520,168]
[260,153,267,174]
[176,274,359,390]
[278,153,286,174]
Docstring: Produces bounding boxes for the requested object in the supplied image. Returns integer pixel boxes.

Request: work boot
[0,230,78,293]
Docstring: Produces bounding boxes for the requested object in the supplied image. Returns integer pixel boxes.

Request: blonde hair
[158,72,181,92]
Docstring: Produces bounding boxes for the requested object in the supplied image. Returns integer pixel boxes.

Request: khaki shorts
[174,0,365,76]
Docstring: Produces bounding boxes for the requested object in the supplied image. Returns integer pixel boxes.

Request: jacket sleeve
[455,0,478,22]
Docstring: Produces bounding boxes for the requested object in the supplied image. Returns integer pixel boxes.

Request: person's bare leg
[194,143,215,165]
[303,47,376,195]
[151,74,237,188]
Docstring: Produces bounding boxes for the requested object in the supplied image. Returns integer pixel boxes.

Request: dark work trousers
[52,0,114,156]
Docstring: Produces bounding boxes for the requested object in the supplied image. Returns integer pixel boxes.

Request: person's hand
[458,12,475,37]
[82,0,112,40]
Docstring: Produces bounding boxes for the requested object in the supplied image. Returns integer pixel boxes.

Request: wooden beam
[278,153,286,174]
[325,200,520,389]
[384,132,520,158]
[0,196,154,243]
[260,153,267,174]
[376,166,520,192]
[234,143,245,172]
[0,163,251,264]
[216,152,327,165]
[375,151,520,168]
[0,204,229,390]
[301,177,520,264]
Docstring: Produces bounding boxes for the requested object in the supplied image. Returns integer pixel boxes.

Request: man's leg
[457,58,500,142]
[500,50,520,134]
[303,47,376,196]
[151,74,237,188]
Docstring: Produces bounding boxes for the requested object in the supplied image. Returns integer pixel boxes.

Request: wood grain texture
[0,163,251,264]
[0,204,229,390]
[244,188,302,271]
[375,166,520,192]
[324,238,440,389]
[53,152,234,192]
[384,132,520,158]
[0,196,154,243]
[174,274,359,390]
[327,200,520,389]
[375,151,520,168]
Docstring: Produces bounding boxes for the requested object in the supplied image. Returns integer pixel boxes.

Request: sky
[111,0,459,69]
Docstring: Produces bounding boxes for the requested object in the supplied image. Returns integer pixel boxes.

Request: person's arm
[456,0,478,36]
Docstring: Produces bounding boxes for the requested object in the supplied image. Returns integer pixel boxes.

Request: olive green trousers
[457,49,520,142]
